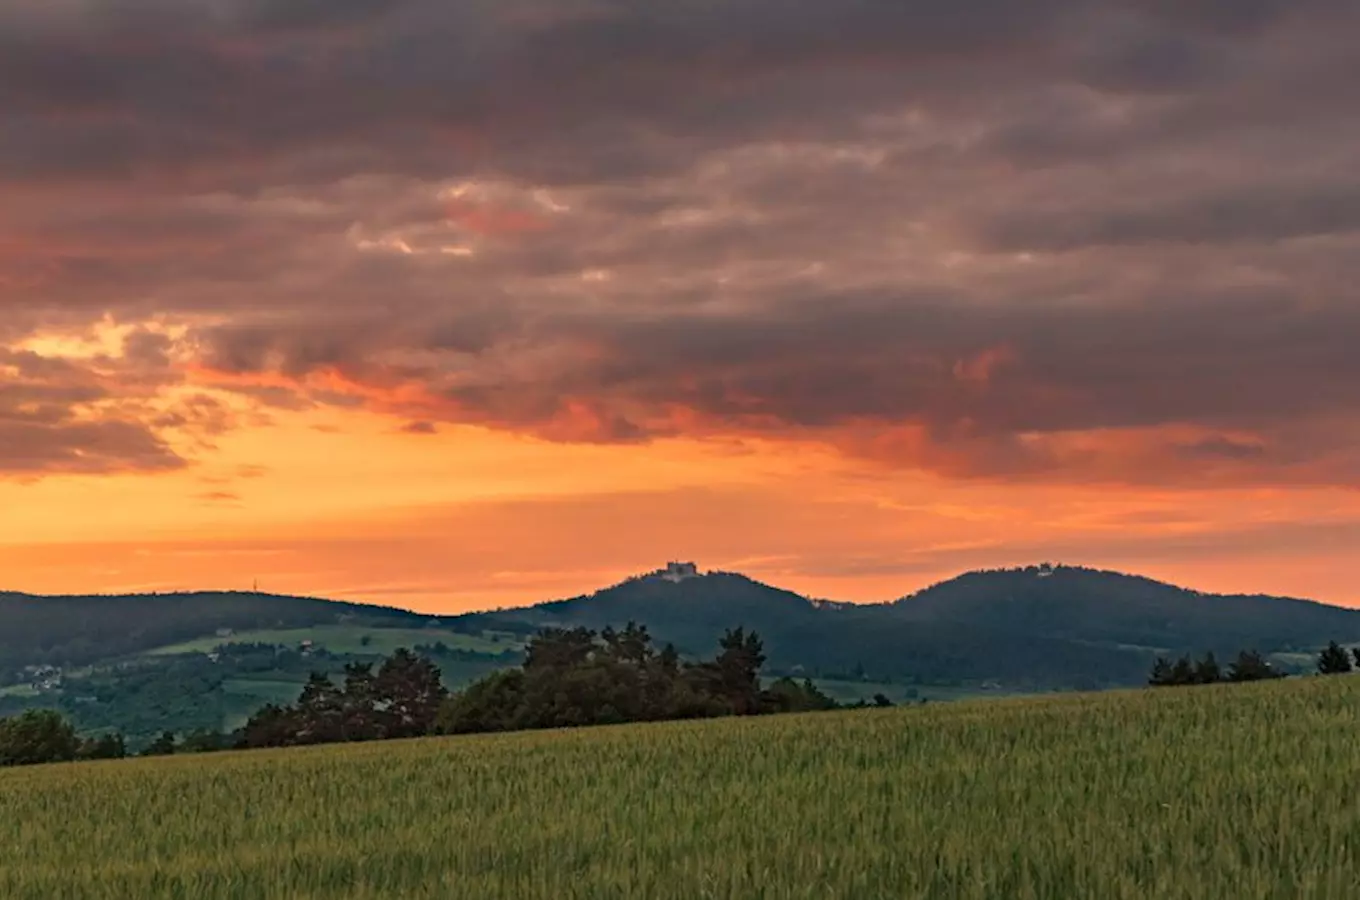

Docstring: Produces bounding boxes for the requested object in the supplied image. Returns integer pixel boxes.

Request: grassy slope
[5,677,1360,899]
[143,625,517,657]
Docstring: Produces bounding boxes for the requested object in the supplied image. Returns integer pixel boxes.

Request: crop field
[143,625,519,657]
[4,677,1360,899]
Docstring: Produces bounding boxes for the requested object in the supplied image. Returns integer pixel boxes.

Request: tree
[435,670,527,734]
[142,731,177,757]
[600,622,655,666]
[1194,652,1222,685]
[1227,650,1281,682]
[77,732,127,761]
[1317,641,1353,675]
[240,704,299,749]
[524,627,597,672]
[338,661,381,741]
[760,677,837,713]
[373,648,447,739]
[709,627,766,715]
[293,672,346,744]
[1148,657,1175,686]
[0,710,79,766]
[1169,656,1196,686]
[179,729,231,753]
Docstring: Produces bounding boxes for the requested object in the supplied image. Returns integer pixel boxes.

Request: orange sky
[3,393,1358,612]
[3,1,1358,612]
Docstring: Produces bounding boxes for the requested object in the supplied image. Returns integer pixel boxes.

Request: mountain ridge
[6,562,1354,619]
[6,564,1360,690]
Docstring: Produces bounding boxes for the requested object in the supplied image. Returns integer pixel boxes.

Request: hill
[484,565,1360,688]
[487,570,1152,687]
[7,563,1360,698]
[891,564,1360,654]
[6,676,1360,898]
[0,590,429,672]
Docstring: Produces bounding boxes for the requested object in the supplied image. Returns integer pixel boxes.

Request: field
[143,625,518,657]
[5,677,1360,899]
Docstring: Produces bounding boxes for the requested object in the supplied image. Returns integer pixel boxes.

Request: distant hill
[0,591,429,672]
[890,565,1360,654]
[480,565,1360,688]
[6,564,1360,690]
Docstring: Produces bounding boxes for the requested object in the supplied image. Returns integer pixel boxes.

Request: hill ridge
[6,563,1355,618]
[8,564,1360,692]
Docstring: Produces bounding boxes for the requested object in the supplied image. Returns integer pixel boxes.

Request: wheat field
[4,677,1360,899]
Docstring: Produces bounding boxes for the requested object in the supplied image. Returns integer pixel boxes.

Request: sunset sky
[2,0,1358,612]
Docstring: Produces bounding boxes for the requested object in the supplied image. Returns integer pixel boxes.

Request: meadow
[4,676,1360,899]
[143,625,518,657]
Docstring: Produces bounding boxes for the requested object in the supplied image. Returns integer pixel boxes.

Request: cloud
[0,419,183,477]
[981,182,1360,251]
[0,342,189,477]
[1,0,1356,488]
[195,490,242,504]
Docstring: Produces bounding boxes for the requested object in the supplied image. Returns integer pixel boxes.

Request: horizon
[6,559,1355,616]
[3,1,1358,612]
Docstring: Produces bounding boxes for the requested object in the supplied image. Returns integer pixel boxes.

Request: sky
[2,0,1359,612]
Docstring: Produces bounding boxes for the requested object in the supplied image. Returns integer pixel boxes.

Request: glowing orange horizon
[2,398,1357,614]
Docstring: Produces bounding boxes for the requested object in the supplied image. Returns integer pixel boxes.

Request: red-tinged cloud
[0,345,185,476]
[444,198,550,236]
[1,0,1358,488]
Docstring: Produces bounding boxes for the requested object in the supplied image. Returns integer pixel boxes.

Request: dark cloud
[0,346,187,477]
[5,0,1346,186]
[982,182,1360,251]
[0,419,183,477]
[2,0,1357,486]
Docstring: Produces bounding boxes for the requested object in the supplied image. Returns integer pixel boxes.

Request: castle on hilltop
[657,561,700,582]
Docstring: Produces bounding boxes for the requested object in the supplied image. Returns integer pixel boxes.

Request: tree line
[1148,641,1360,687]
[1147,649,1283,686]
[2,623,892,767]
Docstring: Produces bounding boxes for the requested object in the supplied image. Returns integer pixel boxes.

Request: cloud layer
[3,0,1358,486]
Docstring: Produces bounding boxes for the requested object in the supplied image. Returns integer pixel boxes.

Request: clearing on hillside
[3,677,1360,899]
[143,625,518,657]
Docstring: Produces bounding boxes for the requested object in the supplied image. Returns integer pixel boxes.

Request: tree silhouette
[141,731,177,756]
[713,627,766,715]
[1227,650,1280,682]
[374,648,448,738]
[77,732,126,761]
[1194,652,1222,685]
[1317,641,1353,675]
[0,710,79,766]
[524,627,596,671]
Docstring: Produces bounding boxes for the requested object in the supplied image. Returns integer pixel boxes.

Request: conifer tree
[1317,641,1353,675]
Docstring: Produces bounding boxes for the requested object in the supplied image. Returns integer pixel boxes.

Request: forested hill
[489,571,1151,687]
[481,566,1360,688]
[890,565,1360,654]
[7,565,1360,689]
[0,591,429,670]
